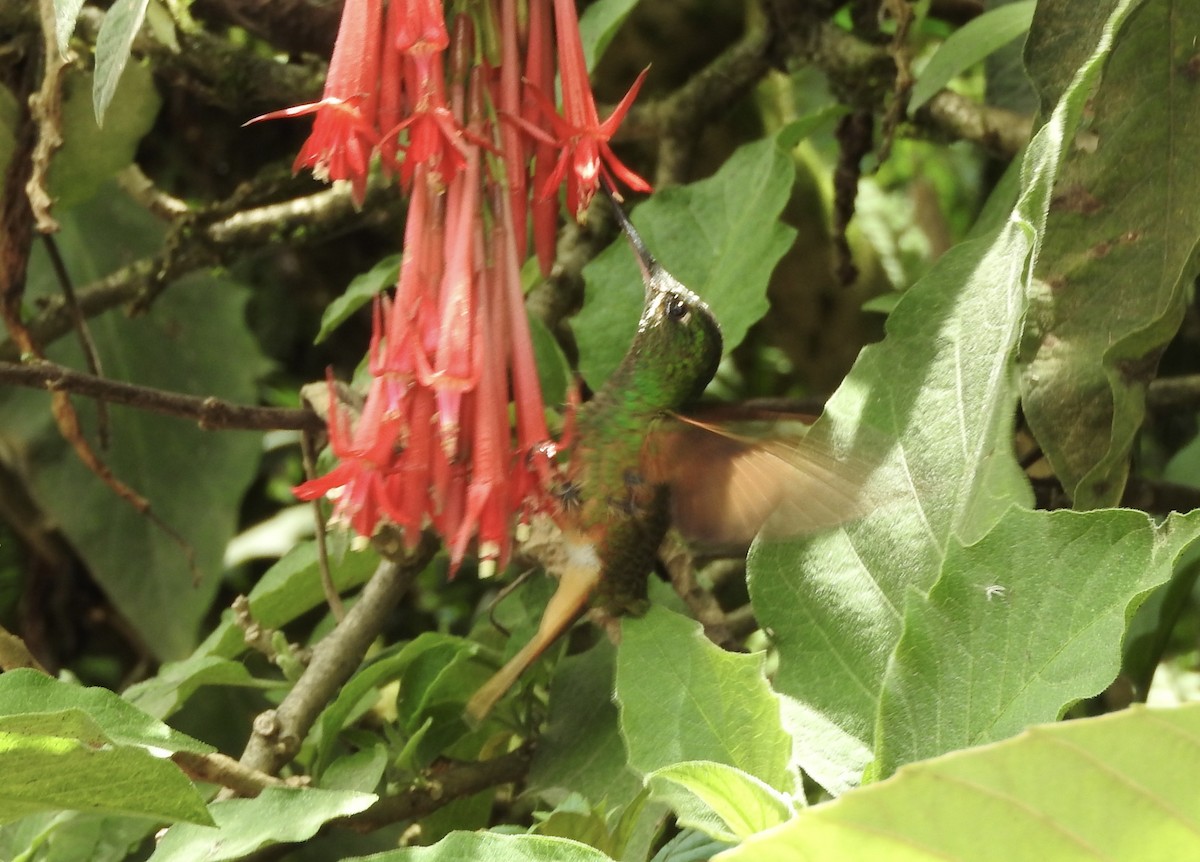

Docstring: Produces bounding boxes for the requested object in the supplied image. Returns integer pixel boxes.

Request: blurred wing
[644,414,875,548]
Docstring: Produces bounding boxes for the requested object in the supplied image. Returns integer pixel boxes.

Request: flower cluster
[254,0,649,572]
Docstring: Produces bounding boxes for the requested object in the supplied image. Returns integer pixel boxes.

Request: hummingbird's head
[635,265,723,406]
[607,198,723,408]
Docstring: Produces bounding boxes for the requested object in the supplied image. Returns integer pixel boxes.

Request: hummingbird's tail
[465,554,600,724]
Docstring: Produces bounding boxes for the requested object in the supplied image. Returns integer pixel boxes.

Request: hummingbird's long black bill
[603,188,657,285]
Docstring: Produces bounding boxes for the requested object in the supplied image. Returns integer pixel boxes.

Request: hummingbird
[465,199,869,722]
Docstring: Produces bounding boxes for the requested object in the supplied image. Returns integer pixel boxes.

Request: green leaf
[124,542,381,719]
[393,635,487,766]
[315,255,400,344]
[875,507,1200,776]
[578,134,795,388]
[579,0,640,73]
[718,703,1200,861]
[54,0,86,55]
[51,65,160,209]
[0,722,213,826]
[1018,0,1200,507]
[646,761,793,843]
[245,540,382,630]
[0,670,211,754]
[0,811,153,862]
[0,708,113,745]
[3,190,267,659]
[93,0,151,125]
[528,640,643,809]
[148,787,376,862]
[322,744,389,794]
[1023,0,1127,118]
[748,0,1139,795]
[529,313,572,407]
[533,795,614,855]
[344,832,616,862]
[615,607,793,793]
[313,632,479,777]
[122,656,267,721]
[651,830,733,862]
[909,1,1037,111]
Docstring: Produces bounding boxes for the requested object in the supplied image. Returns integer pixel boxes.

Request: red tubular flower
[247,0,383,205]
[493,183,558,518]
[523,0,559,273]
[293,370,399,539]
[447,262,512,574]
[537,0,651,218]
[392,0,449,54]
[290,0,652,575]
[495,0,528,265]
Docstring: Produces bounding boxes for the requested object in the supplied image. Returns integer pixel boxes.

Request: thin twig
[302,430,345,622]
[40,234,109,446]
[27,0,70,232]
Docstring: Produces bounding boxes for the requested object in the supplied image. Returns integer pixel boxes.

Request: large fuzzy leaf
[0,188,267,659]
[875,507,1200,776]
[344,832,615,862]
[747,0,1140,794]
[615,607,793,794]
[719,703,1200,861]
[1018,0,1200,507]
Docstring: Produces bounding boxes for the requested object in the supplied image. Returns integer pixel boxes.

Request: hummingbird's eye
[665,296,689,320]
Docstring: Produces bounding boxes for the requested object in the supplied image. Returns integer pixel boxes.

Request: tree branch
[171,750,291,797]
[631,22,774,187]
[342,746,534,832]
[1148,374,1200,412]
[0,179,398,362]
[237,537,436,777]
[0,359,323,432]
[916,90,1032,161]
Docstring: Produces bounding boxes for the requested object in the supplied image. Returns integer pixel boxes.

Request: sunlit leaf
[719,703,1200,861]
[646,761,794,843]
[875,507,1200,776]
[343,832,615,862]
[0,670,211,754]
